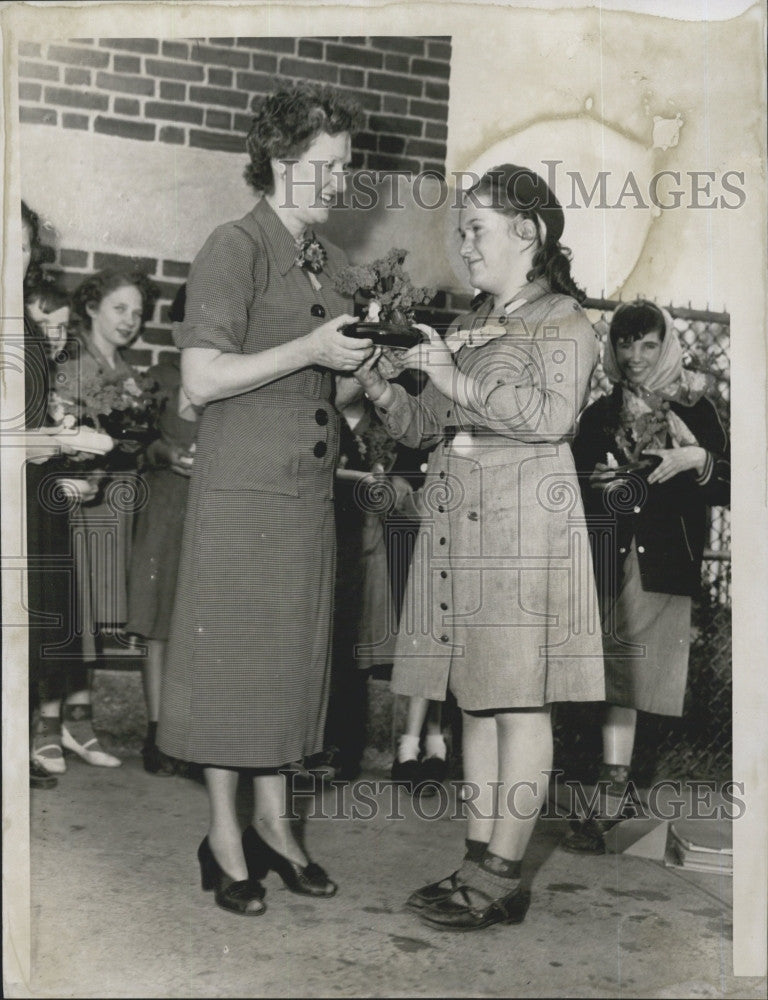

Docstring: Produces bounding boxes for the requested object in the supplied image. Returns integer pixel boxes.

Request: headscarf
[602,306,708,450]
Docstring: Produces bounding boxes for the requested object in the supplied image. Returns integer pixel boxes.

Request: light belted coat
[378,282,606,711]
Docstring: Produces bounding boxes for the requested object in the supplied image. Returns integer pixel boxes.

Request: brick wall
[22,35,453,367]
[18,36,451,174]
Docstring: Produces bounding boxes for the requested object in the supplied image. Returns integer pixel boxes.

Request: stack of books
[665,819,733,876]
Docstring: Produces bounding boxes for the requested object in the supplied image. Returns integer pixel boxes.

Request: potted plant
[334,248,436,350]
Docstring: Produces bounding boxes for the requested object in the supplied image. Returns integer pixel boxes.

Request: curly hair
[22,200,46,291]
[465,165,586,303]
[71,267,161,331]
[244,80,364,194]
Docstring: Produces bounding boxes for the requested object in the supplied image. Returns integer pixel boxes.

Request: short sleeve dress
[376,281,607,711]
[157,199,353,768]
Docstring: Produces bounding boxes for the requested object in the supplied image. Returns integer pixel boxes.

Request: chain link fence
[553,298,731,784]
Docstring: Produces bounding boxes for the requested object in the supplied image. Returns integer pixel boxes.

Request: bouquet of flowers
[613,403,671,464]
[50,370,167,469]
[334,248,435,347]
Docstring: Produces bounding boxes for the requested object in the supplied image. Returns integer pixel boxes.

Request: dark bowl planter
[342,321,427,350]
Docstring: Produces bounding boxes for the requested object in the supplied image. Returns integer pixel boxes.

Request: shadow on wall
[323,174,463,293]
[325,113,658,301]
[457,118,654,298]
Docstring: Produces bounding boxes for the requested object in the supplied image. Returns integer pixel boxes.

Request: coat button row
[315,408,328,425]
[313,441,327,458]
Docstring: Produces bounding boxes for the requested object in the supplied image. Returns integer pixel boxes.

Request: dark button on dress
[158,199,352,768]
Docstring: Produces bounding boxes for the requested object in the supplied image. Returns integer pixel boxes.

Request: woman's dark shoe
[561,816,621,854]
[391,757,441,796]
[420,755,449,785]
[197,837,266,916]
[406,870,464,911]
[418,883,531,931]
[141,741,177,777]
[391,757,421,786]
[242,825,337,898]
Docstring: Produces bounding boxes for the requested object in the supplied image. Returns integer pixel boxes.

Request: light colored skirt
[603,542,692,717]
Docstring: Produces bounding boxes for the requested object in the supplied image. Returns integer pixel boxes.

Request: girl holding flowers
[47,267,160,769]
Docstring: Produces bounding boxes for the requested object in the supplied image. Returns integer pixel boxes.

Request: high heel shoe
[242,825,337,898]
[197,837,266,916]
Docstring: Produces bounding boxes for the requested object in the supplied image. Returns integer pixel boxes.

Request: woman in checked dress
[157,83,373,916]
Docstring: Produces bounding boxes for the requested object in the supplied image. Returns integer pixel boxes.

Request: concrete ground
[21,747,766,999]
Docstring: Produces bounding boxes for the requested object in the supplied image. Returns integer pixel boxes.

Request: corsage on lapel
[295,232,327,291]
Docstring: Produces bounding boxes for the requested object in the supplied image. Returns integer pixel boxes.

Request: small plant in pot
[334,249,436,374]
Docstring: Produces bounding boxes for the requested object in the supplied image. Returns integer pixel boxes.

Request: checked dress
[158,199,352,768]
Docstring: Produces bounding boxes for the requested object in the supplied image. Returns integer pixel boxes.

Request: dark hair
[244,80,364,194]
[465,164,585,303]
[71,267,160,331]
[22,200,45,291]
[609,299,666,348]
[25,273,71,313]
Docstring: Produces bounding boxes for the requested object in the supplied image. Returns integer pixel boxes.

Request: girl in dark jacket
[565,299,729,853]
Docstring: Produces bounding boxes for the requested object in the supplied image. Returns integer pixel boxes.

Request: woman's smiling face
[458,194,528,297]
[615,329,664,386]
[281,129,351,229]
[86,283,144,349]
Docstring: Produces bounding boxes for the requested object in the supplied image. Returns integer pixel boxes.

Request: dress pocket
[206,400,300,496]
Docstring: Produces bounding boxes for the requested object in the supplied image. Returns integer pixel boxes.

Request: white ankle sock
[424,734,447,760]
[397,734,420,762]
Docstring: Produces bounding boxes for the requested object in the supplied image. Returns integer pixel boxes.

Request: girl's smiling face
[86,283,144,351]
[615,329,664,386]
[458,194,536,298]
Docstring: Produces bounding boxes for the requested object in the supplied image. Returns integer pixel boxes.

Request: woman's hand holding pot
[303,314,373,372]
